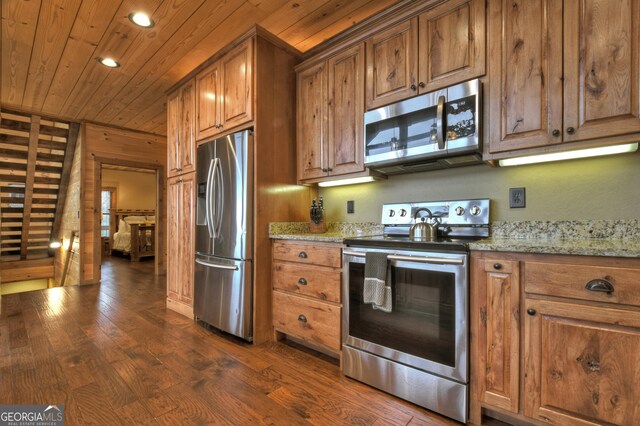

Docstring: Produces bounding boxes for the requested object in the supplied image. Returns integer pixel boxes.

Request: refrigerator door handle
[195,258,239,271]
[214,157,224,237]
[210,158,220,238]
[205,159,217,238]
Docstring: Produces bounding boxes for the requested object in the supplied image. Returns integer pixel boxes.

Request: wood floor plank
[0,257,469,425]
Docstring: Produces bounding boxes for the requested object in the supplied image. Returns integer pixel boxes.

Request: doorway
[95,161,164,283]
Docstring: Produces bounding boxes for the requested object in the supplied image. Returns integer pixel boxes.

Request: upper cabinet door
[366,19,418,110]
[167,91,180,177]
[563,0,640,142]
[297,64,328,181]
[196,60,222,141]
[418,0,485,93]
[178,81,196,175]
[222,38,253,132]
[328,43,365,177]
[488,0,563,153]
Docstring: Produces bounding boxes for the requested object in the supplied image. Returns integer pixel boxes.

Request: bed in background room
[109,209,156,261]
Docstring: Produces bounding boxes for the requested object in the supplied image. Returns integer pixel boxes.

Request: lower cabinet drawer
[273,261,341,303]
[273,291,341,353]
[525,261,640,307]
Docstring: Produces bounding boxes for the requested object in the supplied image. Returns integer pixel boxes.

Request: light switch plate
[509,187,526,208]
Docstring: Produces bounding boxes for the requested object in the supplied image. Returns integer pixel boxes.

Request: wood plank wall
[54,132,82,285]
[81,123,166,284]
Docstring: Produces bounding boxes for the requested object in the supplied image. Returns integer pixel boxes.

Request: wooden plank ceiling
[1,0,401,136]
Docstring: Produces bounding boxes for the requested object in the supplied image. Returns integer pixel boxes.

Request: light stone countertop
[269,222,383,243]
[270,220,640,258]
[471,220,640,258]
[469,238,640,258]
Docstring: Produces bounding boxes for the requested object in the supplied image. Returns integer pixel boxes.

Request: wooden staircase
[0,108,78,262]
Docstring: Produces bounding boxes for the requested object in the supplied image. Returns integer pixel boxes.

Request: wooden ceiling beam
[20,115,41,259]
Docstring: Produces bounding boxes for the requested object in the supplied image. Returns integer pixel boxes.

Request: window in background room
[101,188,117,237]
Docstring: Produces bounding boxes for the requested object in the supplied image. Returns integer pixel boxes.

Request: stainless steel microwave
[364,79,482,175]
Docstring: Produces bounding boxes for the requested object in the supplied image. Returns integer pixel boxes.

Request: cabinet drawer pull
[526,308,536,316]
[585,279,614,294]
[566,126,575,134]
[410,84,417,91]
[298,277,307,286]
[493,263,502,270]
[298,314,307,323]
[298,251,308,259]
[552,129,560,137]
[418,82,425,88]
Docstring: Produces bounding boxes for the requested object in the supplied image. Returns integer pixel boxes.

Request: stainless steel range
[342,199,490,423]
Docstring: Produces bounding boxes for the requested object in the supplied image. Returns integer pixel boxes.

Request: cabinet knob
[493,263,502,270]
[410,84,417,91]
[298,277,307,286]
[527,308,536,316]
[321,168,328,173]
[298,251,308,259]
[552,129,560,137]
[327,167,333,172]
[566,126,575,134]
[298,314,307,323]
[418,82,425,88]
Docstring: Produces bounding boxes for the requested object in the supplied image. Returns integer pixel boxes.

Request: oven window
[348,262,456,367]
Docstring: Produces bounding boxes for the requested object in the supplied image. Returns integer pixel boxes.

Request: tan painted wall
[319,152,640,222]
[102,169,157,211]
[54,133,82,285]
[82,123,166,284]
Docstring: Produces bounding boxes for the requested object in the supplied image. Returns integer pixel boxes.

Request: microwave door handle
[436,95,446,150]
[205,159,215,238]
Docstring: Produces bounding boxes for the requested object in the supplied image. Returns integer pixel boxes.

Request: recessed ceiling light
[97,57,120,68]
[128,12,154,28]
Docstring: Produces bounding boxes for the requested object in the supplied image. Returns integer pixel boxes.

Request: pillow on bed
[118,219,130,233]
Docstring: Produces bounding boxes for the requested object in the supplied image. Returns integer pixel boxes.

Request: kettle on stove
[409,207,438,241]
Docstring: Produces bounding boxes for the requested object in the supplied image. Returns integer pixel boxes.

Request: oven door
[342,248,468,383]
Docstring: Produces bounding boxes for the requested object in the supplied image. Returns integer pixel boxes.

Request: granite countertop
[470,220,640,258]
[269,222,383,243]
[270,220,640,258]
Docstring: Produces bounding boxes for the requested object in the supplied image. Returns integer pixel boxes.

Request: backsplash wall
[319,152,640,222]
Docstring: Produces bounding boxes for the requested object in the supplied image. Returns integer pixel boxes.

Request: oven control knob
[455,206,465,216]
[399,209,407,217]
[388,210,396,217]
[470,205,481,216]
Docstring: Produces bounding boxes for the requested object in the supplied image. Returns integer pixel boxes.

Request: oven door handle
[343,250,464,265]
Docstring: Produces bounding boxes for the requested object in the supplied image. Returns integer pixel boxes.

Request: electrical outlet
[509,187,526,208]
[347,200,355,214]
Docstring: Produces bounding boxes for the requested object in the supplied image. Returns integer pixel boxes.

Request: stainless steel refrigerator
[194,130,253,341]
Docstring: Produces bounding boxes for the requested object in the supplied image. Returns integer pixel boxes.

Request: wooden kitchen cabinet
[297,43,367,183]
[471,251,640,426]
[471,256,520,417]
[488,0,640,155]
[167,80,196,177]
[166,173,195,316]
[272,240,342,355]
[365,0,485,110]
[196,38,253,141]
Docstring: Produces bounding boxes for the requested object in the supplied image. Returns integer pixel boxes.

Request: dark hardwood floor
[0,257,461,425]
